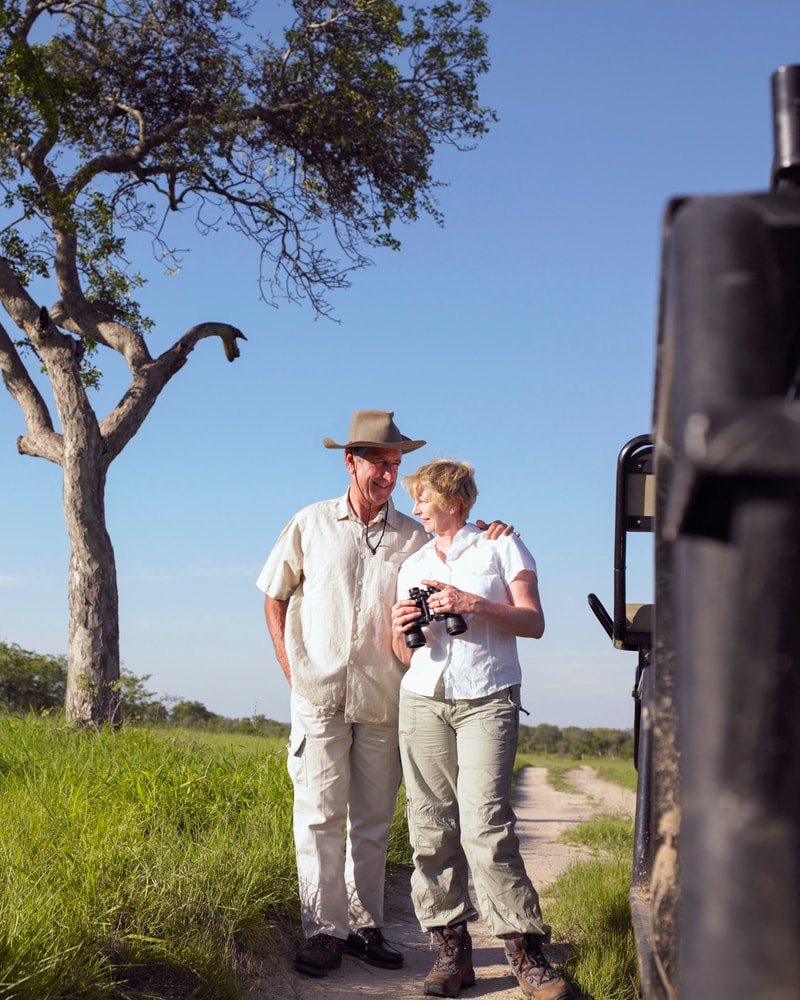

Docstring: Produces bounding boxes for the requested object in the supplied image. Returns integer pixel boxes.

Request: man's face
[347,447,403,508]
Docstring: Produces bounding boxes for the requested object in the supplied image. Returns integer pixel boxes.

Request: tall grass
[0,717,638,999]
[547,812,639,1000]
[0,716,298,999]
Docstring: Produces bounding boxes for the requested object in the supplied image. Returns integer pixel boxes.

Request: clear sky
[2,1,799,729]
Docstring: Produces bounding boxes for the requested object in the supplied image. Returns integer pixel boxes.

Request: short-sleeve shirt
[397,523,538,699]
[256,493,427,724]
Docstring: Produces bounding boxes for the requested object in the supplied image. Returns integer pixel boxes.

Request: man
[257,410,507,979]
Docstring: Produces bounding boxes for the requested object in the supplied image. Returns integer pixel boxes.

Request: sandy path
[244,765,636,1000]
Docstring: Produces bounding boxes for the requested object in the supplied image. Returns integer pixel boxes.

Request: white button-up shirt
[257,493,427,724]
[397,524,538,699]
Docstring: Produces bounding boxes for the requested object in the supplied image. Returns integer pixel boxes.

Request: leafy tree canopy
[0,0,493,724]
[0,639,67,713]
[0,0,493,333]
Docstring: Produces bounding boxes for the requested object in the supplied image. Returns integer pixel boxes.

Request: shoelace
[516,947,558,987]
[432,931,464,970]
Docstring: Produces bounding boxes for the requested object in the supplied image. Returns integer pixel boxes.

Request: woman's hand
[391,597,420,666]
[392,597,422,635]
[421,573,544,639]
[420,580,475,617]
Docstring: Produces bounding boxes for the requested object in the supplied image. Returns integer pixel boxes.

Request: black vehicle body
[589,66,800,1000]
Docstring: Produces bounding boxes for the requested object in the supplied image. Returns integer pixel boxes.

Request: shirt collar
[447,522,482,558]
[336,491,400,528]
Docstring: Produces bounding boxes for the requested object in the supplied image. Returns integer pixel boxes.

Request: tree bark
[44,329,121,725]
[62,451,121,726]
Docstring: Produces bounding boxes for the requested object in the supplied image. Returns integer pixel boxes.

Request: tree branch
[49,293,153,373]
[0,312,64,465]
[100,321,246,462]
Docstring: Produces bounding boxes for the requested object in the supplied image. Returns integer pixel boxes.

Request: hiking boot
[346,927,404,968]
[423,921,476,997]
[294,932,346,977]
[503,934,574,1000]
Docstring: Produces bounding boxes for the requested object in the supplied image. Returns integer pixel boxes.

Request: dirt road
[244,765,636,1000]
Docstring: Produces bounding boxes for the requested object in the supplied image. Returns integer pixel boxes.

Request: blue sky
[2,1,799,728]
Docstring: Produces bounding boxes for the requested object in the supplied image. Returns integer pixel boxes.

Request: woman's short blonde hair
[403,459,478,519]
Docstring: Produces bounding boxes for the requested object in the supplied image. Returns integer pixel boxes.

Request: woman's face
[412,489,461,534]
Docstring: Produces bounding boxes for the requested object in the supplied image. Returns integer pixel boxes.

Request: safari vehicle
[589,66,800,1000]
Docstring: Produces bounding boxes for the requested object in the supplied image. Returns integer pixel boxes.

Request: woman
[391,459,574,1000]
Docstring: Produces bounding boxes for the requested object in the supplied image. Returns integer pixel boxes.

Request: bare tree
[0,0,494,724]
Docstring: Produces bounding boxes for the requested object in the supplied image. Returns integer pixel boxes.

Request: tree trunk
[46,338,121,726]
[0,259,242,724]
[62,450,121,725]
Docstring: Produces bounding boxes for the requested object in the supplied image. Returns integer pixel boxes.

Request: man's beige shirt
[257,493,426,725]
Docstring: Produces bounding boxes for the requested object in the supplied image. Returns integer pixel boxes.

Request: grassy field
[0,716,637,999]
[517,751,638,793]
[0,718,298,998]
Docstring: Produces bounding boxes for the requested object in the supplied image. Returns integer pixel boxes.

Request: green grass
[511,754,639,998]
[547,812,639,1000]
[587,757,638,793]
[0,717,298,999]
[516,753,638,795]
[0,717,639,999]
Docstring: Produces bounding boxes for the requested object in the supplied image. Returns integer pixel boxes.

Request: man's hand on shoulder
[476,519,520,540]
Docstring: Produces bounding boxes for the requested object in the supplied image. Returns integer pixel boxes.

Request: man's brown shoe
[503,934,574,1000]
[423,921,476,998]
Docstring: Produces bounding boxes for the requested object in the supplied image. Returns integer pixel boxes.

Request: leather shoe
[346,927,404,968]
[294,933,346,977]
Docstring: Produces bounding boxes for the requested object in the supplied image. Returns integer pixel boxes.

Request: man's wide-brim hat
[323,410,426,453]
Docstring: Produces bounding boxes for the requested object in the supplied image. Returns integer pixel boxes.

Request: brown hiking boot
[503,934,574,1000]
[423,921,476,997]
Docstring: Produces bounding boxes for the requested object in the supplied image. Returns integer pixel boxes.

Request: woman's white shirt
[397,523,538,699]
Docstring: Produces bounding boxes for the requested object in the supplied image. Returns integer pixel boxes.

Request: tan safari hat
[323,410,426,453]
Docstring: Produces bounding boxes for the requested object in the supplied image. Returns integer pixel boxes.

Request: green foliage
[0,717,637,999]
[169,698,219,726]
[519,722,635,760]
[0,0,496,326]
[387,780,413,869]
[0,717,297,999]
[546,819,640,1000]
[589,755,639,793]
[1,632,636,754]
[0,640,66,713]
[111,668,170,724]
[0,640,166,723]
[0,639,293,736]
[563,811,636,856]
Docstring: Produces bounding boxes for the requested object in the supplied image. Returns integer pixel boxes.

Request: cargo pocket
[287,731,308,786]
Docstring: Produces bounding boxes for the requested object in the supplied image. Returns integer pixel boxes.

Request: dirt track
[244,766,636,1000]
